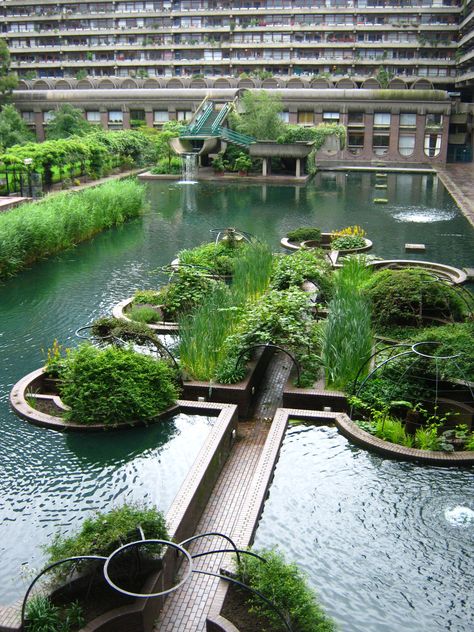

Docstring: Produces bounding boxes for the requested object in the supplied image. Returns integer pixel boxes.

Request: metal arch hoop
[411,341,463,361]
[21,555,107,626]
[103,539,193,599]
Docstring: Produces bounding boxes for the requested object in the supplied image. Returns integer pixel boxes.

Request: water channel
[0,172,473,607]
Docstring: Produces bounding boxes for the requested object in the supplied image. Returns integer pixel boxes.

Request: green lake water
[0,172,472,603]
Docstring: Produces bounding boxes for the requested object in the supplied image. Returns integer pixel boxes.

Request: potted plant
[234,153,252,176]
[212,155,226,175]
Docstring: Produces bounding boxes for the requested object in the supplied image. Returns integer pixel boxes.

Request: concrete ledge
[367,259,467,284]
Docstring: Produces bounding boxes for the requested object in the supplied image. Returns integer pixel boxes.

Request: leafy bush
[178,240,249,276]
[234,152,253,173]
[271,249,333,303]
[331,234,366,250]
[236,548,336,632]
[286,226,321,243]
[45,504,168,562]
[157,267,221,320]
[133,289,162,306]
[150,156,182,174]
[277,123,346,150]
[128,305,161,324]
[0,178,146,279]
[364,268,466,327]
[60,344,178,424]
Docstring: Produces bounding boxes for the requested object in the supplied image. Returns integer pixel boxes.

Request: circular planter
[281,233,372,254]
[367,259,467,284]
[112,297,179,333]
[10,367,179,432]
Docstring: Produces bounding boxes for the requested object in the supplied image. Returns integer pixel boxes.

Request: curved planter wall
[112,297,179,334]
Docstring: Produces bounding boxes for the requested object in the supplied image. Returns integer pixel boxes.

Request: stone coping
[279,408,474,466]
[112,297,179,333]
[9,365,192,432]
[138,171,311,184]
[367,259,467,284]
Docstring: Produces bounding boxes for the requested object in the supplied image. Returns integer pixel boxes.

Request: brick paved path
[155,352,291,631]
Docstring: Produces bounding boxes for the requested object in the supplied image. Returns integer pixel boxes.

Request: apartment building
[0,0,464,87]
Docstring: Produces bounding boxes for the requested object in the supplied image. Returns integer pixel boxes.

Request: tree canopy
[45,104,95,139]
[0,40,18,95]
[231,90,285,140]
[0,104,34,150]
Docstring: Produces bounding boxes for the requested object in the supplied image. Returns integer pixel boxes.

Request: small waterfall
[180,153,198,183]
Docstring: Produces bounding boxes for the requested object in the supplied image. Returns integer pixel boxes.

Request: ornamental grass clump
[0,178,146,279]
[231,240,273,304]
[179,285,241,381]
[321,258,373,390]
[59,344,178,425]
[236,548,336,632]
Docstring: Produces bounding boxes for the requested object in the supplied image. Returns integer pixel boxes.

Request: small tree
[0,104,34,150]
[0,40,18,96]
[45,104,94,139]
[232,91,285,141]
[155,121,184,169]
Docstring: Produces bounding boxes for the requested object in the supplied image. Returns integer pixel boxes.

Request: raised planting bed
[283,371,348,412]
[182,346,275,418]
[10,367,181,431]
[367,259,467,284]
[112,297,179,334]
[280,233,372,256]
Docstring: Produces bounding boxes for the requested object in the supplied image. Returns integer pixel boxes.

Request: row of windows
[347,131,442,157]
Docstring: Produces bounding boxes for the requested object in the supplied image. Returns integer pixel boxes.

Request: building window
[22,111,35,124]
[374,112,391,127]
[348,112,364,124]
[298,111,313,125]
[108,110,123,123]
[279,111,290,123]
[86,111,101,123]
[424,133,442,157]
[323,111,340,121]
[348,131,364,155]
[176,110,192,121]
[400,113,416,127]
[426,113,443,128]
[373,133,389,156]
[153,110,169,124]
[398,133,415,157]
[43,111,55,124]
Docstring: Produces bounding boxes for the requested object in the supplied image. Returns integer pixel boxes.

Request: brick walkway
[155,353,291,631]
[435,163,474,228]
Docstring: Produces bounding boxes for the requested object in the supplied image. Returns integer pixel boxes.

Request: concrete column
[145,109,154,128]
[100,109,108,130]
[295,157,301,178]
[388,113,400,160]
[34,111,44,141]
[362,113,374,160]
[414,113,426,163]
[122,109,130,130]
[437,114,450,164]
[262,158,269,177]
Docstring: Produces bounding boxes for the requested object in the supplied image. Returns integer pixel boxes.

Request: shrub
[150,156,181,174]
[178,240,249,276]
[331,234,366,250]
[60,344,178,424]
[364,268,466,328]
[45,504,168,562]
[157,267,221,320]
[128,305,161,324]
[234,152,253,173]
[271,249,333,303]
[133,289,162,306]
[90,316,158,344]
[236,548,336,632]
[287,226,321,243]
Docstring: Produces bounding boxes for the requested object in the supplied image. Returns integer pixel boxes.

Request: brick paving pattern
[155,353,291,631]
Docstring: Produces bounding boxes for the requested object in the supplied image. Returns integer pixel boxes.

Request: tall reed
[231,240,273,305]
[0,179,145,279]
[178,285,241,381]
[321,258,373,390]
